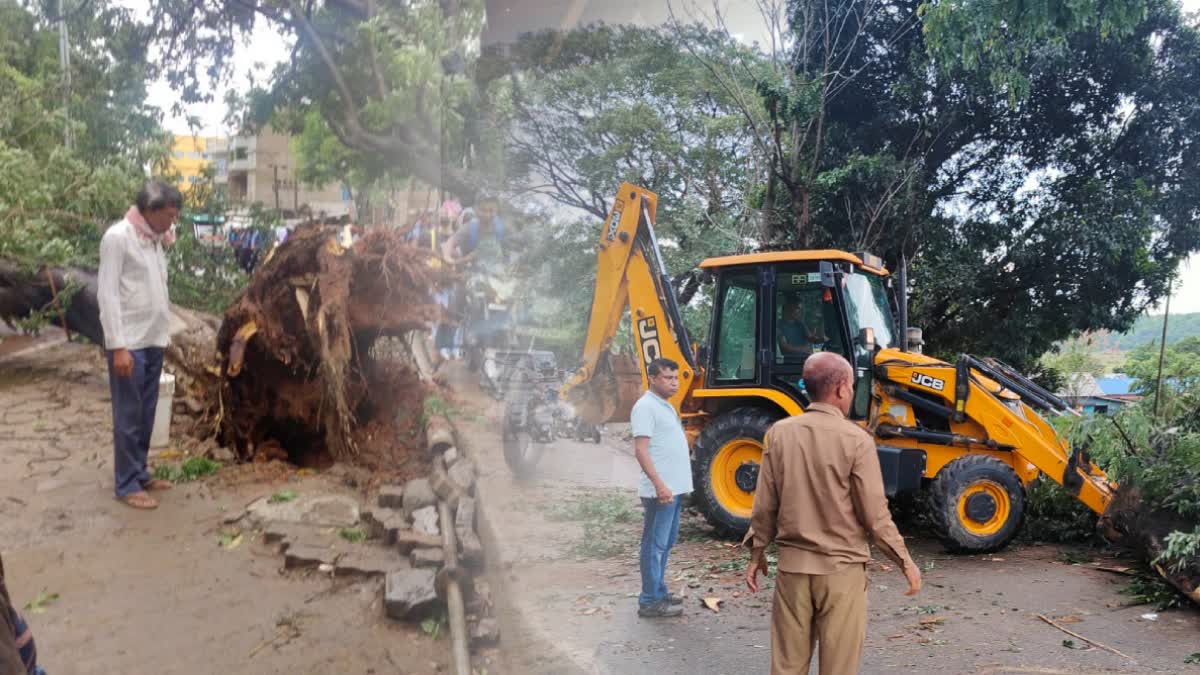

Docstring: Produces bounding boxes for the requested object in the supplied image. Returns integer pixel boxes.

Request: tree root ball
[214,223,446,470]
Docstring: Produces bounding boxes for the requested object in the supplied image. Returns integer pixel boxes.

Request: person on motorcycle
[441,194,507,272]
[442,194,512,367]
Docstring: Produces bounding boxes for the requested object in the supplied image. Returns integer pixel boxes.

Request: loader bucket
[567,353,644,425]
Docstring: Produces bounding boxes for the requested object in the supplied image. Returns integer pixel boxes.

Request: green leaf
[23,591,60,614]
[269,490,299,504]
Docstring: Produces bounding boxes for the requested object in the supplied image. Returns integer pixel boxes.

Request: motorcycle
[501,353,562,478]
[502,359,605,478]
[459,273,518,395]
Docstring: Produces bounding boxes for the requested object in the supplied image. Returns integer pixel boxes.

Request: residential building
[1059,373,1142,415]
[167,134,218,193]
[207,127,354,218]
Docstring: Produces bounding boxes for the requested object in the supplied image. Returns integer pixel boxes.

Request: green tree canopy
[0,0,167,270]
[757,0,1200,368]
[1124,336,1200,399]
[148,0,488,200]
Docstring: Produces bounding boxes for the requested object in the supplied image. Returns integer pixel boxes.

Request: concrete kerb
[446,420,595,675]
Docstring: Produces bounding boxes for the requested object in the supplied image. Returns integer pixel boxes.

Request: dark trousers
[639,495,682,607]
[107,347,164,497]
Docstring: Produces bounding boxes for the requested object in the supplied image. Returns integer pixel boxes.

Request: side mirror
[819,261,837,288]
[857,327,876,353]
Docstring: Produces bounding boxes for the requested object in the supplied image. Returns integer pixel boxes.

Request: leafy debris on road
[23,590,59,614]
[269,490,298,503]
[701,596,723,613]
[152,456,220,483]
[218,529,243,549]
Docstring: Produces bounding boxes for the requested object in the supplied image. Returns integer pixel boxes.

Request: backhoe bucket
[567,353,643,425]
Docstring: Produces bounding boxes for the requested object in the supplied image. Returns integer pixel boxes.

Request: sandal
[118,492,158,510]
[143,479,173,492]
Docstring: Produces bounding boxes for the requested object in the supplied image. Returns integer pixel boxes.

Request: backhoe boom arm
[561,184,696,422]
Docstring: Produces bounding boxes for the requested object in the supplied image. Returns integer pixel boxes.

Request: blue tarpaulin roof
[1096,376,1134,396]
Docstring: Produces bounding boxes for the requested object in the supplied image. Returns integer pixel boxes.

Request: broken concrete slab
[411,547,446,568]
[412,505,439,536]
[385,568,440,621]
[469,617,500,646]
[262,522,328,548]
[285,543,337,569]
[454,497,477,534]
[402,478,437,517]
[468,579,493,614]
[394,529,443,554]
[361,508,408,544]
[336,548,410,577]
[245,494,360,529]
[359,509,385,540]
[447,458,477,495]
[377,485,405,509]
[454,497,483,566]
[459,530,484,567]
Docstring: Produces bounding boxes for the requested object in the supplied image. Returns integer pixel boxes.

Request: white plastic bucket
[150,372,176,448]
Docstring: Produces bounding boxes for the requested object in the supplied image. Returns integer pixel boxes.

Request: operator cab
[698,250,895,420]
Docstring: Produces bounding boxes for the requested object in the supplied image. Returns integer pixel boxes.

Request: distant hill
[1085,312,1200,351]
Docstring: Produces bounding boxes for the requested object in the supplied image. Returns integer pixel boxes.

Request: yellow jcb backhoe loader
[502,183,1117,553]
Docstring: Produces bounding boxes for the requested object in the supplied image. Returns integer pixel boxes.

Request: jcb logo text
[910,372,946,391]
[637,317,661,369]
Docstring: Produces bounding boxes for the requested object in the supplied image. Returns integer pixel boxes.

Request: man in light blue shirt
[630,357,694,618]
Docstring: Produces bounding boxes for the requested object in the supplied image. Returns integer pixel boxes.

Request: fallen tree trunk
[1101,484,1200,606]
[0,261,104,344]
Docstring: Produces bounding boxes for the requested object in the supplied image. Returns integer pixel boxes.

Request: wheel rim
[956,480,1010,536]
[710,439,761,519]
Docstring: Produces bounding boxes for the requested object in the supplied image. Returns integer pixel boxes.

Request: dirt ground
[451,366,1200,675]
[0,338,454,675]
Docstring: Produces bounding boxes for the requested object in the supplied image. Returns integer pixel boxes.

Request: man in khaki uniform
[746,352,922,674]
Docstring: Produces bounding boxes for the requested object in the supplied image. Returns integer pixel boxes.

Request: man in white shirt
[97,180,182,510]
[630,357,694,618]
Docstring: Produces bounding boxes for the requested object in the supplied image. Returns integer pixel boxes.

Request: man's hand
[654,480,673,504]
[111,349,134,379]
[904,563,922,596]
[745,554,769,593]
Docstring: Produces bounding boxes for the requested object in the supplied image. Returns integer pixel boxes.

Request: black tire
[501,370,543,479]
[502,424,543,479]
[692,407,781,538]
[928,454,1026,553]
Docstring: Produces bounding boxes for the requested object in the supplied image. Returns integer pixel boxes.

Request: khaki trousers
[770,563,867,675]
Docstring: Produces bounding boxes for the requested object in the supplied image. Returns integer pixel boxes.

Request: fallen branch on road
[1035,613,1134,662]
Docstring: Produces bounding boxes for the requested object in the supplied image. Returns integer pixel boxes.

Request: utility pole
[1153,279,1172,418]
[57,0,72,150]
[271,164,281,212]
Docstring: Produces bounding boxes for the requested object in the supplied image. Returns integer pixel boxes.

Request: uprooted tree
[207,224,444,469]
[4,219,447,472]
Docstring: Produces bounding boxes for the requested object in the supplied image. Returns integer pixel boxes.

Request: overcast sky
[142,0,1200,313]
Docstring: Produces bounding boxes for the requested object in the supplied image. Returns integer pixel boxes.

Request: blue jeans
[106,347,164,497]
[639,495,682,607]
